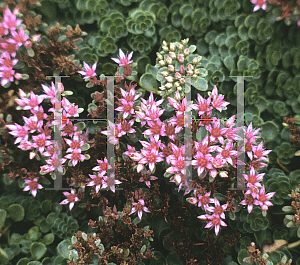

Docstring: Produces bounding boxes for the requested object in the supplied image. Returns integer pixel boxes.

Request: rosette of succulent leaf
[155,38,209,101]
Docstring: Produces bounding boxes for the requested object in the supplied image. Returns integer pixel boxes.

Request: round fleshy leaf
[191,76,208,91]
[21,74,29,80]
[17,257,30,265]
[43,233,55,245]
[137,56,151,74]
[57,239,72,259]
[75,122,86,132]
[7,204,24,222]
[140,73,158,93]
[81,143,90,151]
[282,206,293,213]
[0,247,9,264]
[189,45,196,53]
[237,249,253,265]
[30,242,47,260]
[27,48,35,57]
[0,209,6,231]
[260,121,279,143]
[224,56,235,71]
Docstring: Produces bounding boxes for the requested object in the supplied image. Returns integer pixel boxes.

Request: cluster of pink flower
[0,6,39,86]
[53,49,275,227]
[77,52,275,229]
[190,122,275,236]
[239,123,275,213]
[7,48,275,233]
[5,82,89,200]
[6,49,134,210]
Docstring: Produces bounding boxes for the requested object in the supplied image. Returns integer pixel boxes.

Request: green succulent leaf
[224,56,235,71]
[191,76,208,91]
[17,257,30,265]
[43,233,55,245]
[75,122,86,132]
[57,239,72,259]
[0,209,6,231]
[260,121,279,143]
[7,204,24,222]
[30,242,47,260]
[282,206,293,213]
[0,247,9,264]
[238,249,254,265]
[140,73,158,93]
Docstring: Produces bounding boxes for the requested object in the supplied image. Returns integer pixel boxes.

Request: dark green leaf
[30,242,47,260]
[7,204,24,222]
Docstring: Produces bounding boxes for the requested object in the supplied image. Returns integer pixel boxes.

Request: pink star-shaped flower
[78,62,97,80]
[23,177,43,197]
[130,199,150,220]
[60,188,79,211]
[111,49,133,67]
[251,0,267,12]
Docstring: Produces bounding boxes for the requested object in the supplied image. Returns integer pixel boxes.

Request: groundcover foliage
[1,0,300,264]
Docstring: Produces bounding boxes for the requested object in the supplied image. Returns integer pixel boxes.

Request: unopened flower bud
[161,71,168,77]
[162,46,168,52]
[166,56,172,64]
[175,72,181,79]
[14,73,22,80]
[177,43,183,50]
[219,171,228,178]
[159,60,165,66]
[13,8,20,15]
[178,54,184,63]
[165,83,172,89]
[194,69,200,74]
[192,57,198,64]
[165,76,173,82]
[30,152,36,159]
[169,51,176,59]
[175,90,181,100]
[168,65,175,71]
[32,34,41,42]
[157,53,163,60]
[177,86,182,91]
[159,86,166,90]
[174,82,180,87]
[179,65,185,74]
[187,64,193,70]
[182,38,189,45]
[17,89,25,99]
[163,40,167,46]
[187,70,193,76]
[184,48,189,55]
[180,78,185,84]
[192,74,197,78]
[170,43,176,51]
[24,41,32,48]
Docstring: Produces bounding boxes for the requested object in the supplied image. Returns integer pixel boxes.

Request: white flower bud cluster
[157,38,203,100]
